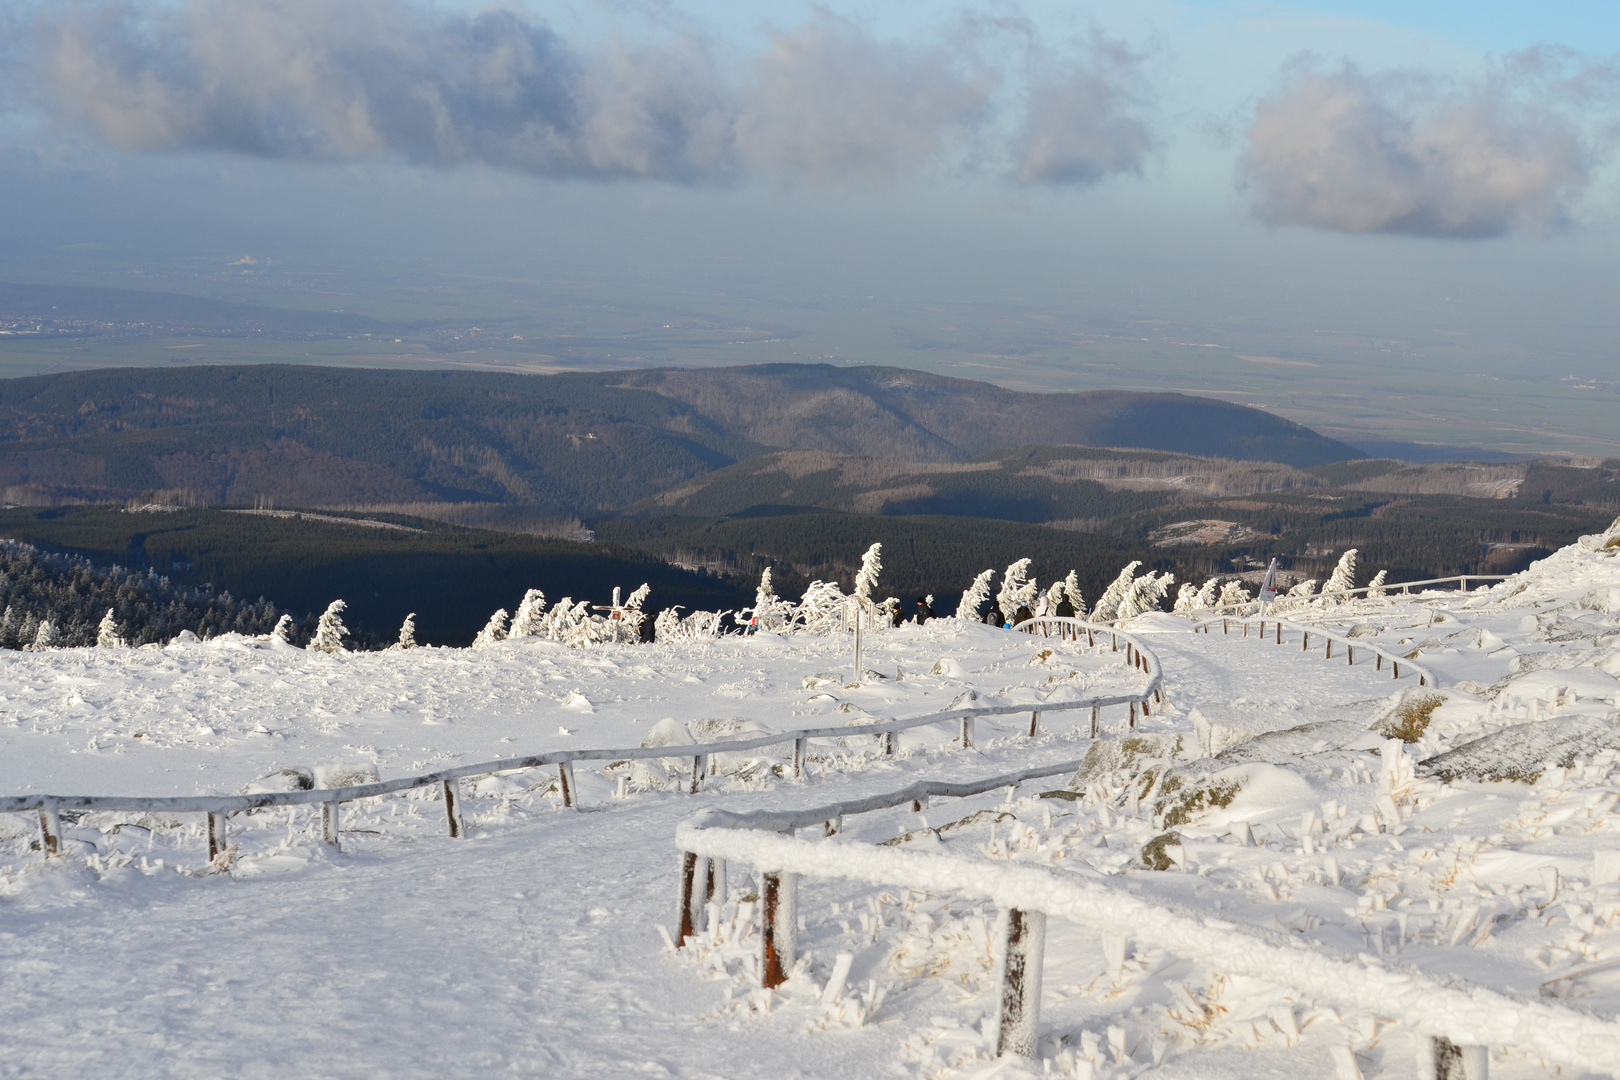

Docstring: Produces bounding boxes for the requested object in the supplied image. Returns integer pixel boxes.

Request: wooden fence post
[882,731,897,757]
[443,779,464,837]
[37,805,62,858]
[793,737,807,778]
[1348,646,1354,666]
[677,850,699,944]
[1028,711,1040,737]
[1129,702,1137,729]
[689,755,705,794]
[994,908,1046,1059]
[559,761,578,808]
[1303,632,1310,652]
[1377,653,1382,670]
[960,716,974,749]
[207,811,229,863]
[1326,639,1333,660]
[1432,1037,1488,1079]
[1393,661,1401,679]
[1090,706,1099,738]
[321,800,341,850]
[760,870,798,989]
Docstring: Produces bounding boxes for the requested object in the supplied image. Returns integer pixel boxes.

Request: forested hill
[0,364,1359,513]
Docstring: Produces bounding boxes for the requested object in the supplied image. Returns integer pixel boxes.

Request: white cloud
[1238,55,1599,237]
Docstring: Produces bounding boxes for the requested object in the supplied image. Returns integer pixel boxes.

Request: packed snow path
[0,618,1415,1079]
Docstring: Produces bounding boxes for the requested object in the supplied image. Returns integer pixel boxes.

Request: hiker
[1054,593,1076,618]
[914,596,936,624]
[1013,605,1034,627]
[983,603,1003,626]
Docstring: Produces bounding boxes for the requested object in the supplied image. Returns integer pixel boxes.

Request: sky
[1,1,1618,455]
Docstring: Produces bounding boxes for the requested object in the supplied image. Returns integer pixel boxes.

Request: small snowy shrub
[96,608,124,648]
[473,609,509,649]
[394,613,418,649]
[272,613,295,643]
[1172,583,1200,617]
[1215,580,1251,611]
[746,568,794,633]
[798,580,849,636]
[1366,569,1389,599]
[510,589,547,637]
[954,570,994,621]
[1195,577,1221,609]
[309,600,349,653]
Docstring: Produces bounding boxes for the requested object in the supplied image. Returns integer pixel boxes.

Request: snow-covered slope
[3,518,1619,1079]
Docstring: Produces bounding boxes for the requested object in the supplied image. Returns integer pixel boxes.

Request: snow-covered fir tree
[472,609,509,650]
[309,601,349,653]
[1090,562,1142,622]
[954,569,995,621]
[996,558,1037,621]
[1196,577,1221,609]
[26,620,56,651]
[96,608,124,648]
[1366,569,1389,599]
[394,613,418,649]
[1172,582,1200,617]
[1060,570,1084,613]
[272,613,296,643]
[1117,571,1173,620]
[853,543,883,609]
[1319,549,1358,603]
[511,590,547,637]
[747,568,794,633]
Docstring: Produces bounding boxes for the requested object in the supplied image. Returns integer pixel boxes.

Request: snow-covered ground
[3,519,1619,1079]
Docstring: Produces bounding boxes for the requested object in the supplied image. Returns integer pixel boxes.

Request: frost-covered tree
[997,558,1038,620]
[1196,577,1221,610]
[1118,571,1173,620]
[511,589,547,637]
[272,613,296,643]
[1060,570,1084,613]
[473,608,509,650]
[395,613,418,649]
[26,620,56,651]
[1319,549,1358,604]
[1275,579,1317,612]
[746,568,794,633]
[1216,580,1251,611]
[1091,562,1142,622]
[96,608,124,648]
[853,543,883,608]
[1172,583,1200,617]
[954,569,995,621]
[1366,569,1389,599]
[797,580,849,636]
[1042,580,1067,614]
[309,601,349,653]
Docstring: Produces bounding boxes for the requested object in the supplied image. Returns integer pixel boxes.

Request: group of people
[910,591,1076,628]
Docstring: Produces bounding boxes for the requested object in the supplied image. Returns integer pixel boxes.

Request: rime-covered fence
[1191,615,1439,688]
[3,620,1163,866]
[677,788,1618,1076]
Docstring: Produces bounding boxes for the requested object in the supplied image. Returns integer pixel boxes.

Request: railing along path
[678,780,1613,1079]
[3,620,1162,866]
[1199,574,1509,620]
[1192,614,1439,688]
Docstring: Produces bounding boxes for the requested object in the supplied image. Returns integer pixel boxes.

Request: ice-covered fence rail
[1203,574,1511,617]
[3,622,1161,858]
[1192,614,1437,688]
[1010,617,1164,726]
[677,824,1620,1076]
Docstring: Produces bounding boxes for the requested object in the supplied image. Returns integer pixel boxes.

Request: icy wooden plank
[320,800,341,850]
[207,811,228,863]
[759,871,797,989]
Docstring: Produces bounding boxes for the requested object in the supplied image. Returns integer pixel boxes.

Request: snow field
[3,517,1619,1078]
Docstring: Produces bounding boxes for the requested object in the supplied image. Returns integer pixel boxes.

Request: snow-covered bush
[394,613,417,649]
[954,570,995,621]
[1196,577,1220,609]
[309,601,349,653]
[510,589,547,637]
[745,568,795,633]
[653,607,725,642]
[797,580,849,636]
[1273,579,1317,612]
[1118,571,1173,620]
[997,558,1038,621]
[1215,580,1251,611]
[1172,583,1200,617]
[1318,549,1358,604]
[272,613,296,643]
[1366,569,1389,599]
[96,608,124,648]
[472,609,509,649]
[1090,562,1141,622]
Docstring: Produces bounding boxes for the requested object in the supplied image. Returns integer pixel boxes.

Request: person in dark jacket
[1054,595,1076,618]
[914,596,936,624]
[1012,605,1034,627]
[983,603,1003,626]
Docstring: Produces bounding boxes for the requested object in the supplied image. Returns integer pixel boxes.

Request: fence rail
[678,784,1616,1076]
[1192,614,1438,688]
[1201,574,1511,619]
[5,620,1162,865]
